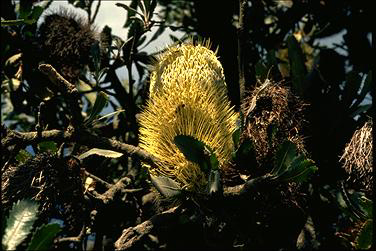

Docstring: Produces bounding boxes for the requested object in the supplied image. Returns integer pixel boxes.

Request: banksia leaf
[150,175,182,198]
[78,148,123,160]
[139,42,236,193]
[355,219,373,250]
[271,141,317,183]
[2,199,39,251]
[27,223,61,251]
[84,91,109,126]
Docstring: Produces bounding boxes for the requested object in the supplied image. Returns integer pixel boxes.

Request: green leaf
[174,135,211,173]
[277,156,318,183]
[355,219,373,250]
[1,19,25,26]
[150,174,182,198]
[232,127,241,149]
[84,91,109,126]
[27,223,61,251]
[78,148,123,160]
[2,199,39,251]
[38,141,57,153]
[272,140,297,175]
[287,35,307,96]
[15,149,32,164]
[234,138,257,169]
[358,196,373,218]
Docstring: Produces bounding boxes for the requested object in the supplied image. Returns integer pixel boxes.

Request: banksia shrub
[38,8,97,83]
[340,119,373,196]
[139,41,237,193]
[241,79,306,174]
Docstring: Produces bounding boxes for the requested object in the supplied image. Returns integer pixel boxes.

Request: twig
[84,170,112,189]
[90,0,101,24]
[38,64,83,126]
[56,224,86,243]
[35,102,45,138]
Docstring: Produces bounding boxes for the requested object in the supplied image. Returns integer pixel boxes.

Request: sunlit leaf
[76,80,97,106]
[5,53,22,66]
[208,169,221,195]
[27,223,61,251]
[78,148,123,160]
[2,199,39,251]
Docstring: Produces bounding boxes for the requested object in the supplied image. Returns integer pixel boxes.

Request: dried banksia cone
[241,79,306,173]
[1,153,85,235]
[139,41,237,193]
[38,8,97,83]
[340,119,373,195]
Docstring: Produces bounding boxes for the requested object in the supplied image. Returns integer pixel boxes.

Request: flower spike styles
[139,41,237,193]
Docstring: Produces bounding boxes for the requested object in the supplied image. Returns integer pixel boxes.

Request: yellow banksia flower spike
[139,41,237,193]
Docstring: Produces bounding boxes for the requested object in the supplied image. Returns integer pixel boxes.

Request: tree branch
[114,206,181,250]
[1,128,160,168]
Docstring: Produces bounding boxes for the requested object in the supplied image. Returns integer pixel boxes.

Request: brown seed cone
[241,79,306,175]
[38,8,97,84]
[1,153,86,235]
[340,119,373,196]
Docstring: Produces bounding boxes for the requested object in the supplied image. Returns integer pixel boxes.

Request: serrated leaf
[2,199,39,251]
[150,175,182,198]
[277,156,318,183]
[15,149,32,164]
[84,91,108,126]
[78,148,123,160]
[38,141,57,153]
[355,219,373,250]
[27,223,61,251]
[272,140,297,175]
[174,135,211,173]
